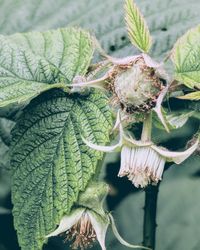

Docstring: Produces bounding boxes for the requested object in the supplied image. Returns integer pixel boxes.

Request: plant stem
[141,112,152,142]
[143,184,159,250]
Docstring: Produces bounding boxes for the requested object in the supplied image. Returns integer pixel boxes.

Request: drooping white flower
[46,182,150,250]
[47,208,108,250]
[47,208,151,250]
[82,113,199,188]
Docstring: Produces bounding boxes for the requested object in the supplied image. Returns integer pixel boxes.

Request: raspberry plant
[0,1,199,250]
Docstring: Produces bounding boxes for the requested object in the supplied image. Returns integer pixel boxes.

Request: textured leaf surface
[11,89,112,250]
[125,0,152,52]
[0,0,199,60]
[0,28,94,108]
[171,25,200,89]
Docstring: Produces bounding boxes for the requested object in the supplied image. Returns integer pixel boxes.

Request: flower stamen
[65,212,97,250]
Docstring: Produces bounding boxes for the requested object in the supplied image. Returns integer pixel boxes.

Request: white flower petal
[118,146,130,176]
[156,159,165,180]
[46,208,84,238]
[151,139,199,164]
[109,214,151,249]
[88,211,109,250]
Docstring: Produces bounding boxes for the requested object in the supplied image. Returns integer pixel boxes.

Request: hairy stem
[143,184,159,250]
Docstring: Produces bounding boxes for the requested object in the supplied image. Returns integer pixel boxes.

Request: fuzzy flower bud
[110,56,165,114]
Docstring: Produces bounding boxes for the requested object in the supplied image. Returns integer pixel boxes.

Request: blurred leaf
[125,0,152,53]
[178,91,200,100]
[171,25,200,89]
[0,167,10,201]
[0,0,198,60]
[0,207,10,214]
[0,118,12,203]
[0,244,6,250]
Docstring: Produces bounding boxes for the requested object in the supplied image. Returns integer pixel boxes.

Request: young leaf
[11,89,112,250]
[178,91,200,100]
[0,28,94,108]
[125,0,152,53]
[171,25,200,89]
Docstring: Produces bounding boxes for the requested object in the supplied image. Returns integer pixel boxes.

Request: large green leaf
[0,28,94,108]
[11,89,112,250]
[171,25,200,89]
[125,0,152,53]
[0,0,199,60]
[8,28,94,83]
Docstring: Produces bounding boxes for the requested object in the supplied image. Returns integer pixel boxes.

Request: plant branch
[143,184,160,250]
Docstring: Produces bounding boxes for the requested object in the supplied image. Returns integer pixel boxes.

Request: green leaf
[178,91,200,100]
[0,28,94,108]
[9,28,94,83]
[0,0,199,61]
[171,25,200,89]
[125,0,152,53]
[11,89,112,250]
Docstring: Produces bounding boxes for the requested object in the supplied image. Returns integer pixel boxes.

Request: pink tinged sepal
[109,214,151,250]
[46,208,84,238]
[111,109,122,133]
[142,53,170,82]
[108,55,141,65]
[151,139,199,164]
[82,135,122,152]
[71,74,109,92]
[153,85,170,132]
[142,53,162,68]
[81,112,124,153]
[87,211,109,250]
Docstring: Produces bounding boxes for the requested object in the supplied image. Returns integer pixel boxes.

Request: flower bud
[111,56,164,113]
